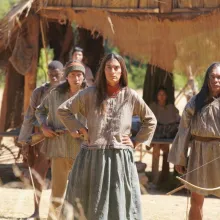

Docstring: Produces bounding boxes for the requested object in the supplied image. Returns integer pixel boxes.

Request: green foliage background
[37,49,54,86]
[0,0,19,18]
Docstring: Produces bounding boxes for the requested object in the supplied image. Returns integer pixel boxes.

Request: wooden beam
[39,7,215,21]
[159,0,173,13]
[41,5,217,13]
[23,15,39,113]
[172,7,216,12]
[42,6,160,13]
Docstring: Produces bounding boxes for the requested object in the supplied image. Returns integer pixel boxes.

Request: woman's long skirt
[62,147,142,220]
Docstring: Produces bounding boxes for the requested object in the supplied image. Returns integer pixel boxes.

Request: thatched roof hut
[0,0,220,132]
[2,0,220,71]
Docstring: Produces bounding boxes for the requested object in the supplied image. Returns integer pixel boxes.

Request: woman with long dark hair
[168,62,220,220]
[57,53,157,220]
[150,86,179,126]
[149,86,180,184]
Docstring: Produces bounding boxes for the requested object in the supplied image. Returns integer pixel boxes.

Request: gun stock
[30,129,69,146]
[30,132,45,146]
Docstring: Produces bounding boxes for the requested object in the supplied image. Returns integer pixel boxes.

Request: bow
[167,155,220,195]
[174,154,220,193]
[177,177,220,192]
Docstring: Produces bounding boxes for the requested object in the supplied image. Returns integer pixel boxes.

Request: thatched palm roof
[0,0,33,48]
[1,0,220,74]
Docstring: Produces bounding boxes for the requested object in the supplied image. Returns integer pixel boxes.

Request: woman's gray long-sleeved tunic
[57,86,157,220]
[168,96,220,197]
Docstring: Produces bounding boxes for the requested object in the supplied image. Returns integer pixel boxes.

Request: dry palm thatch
[1,0,220,75]
[47,7,220,74]
[0,0,35,47]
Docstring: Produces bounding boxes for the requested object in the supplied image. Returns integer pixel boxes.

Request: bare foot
[27,208,40,219]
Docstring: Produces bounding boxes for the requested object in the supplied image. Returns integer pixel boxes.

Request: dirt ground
[0,187,220,220]
[0,89,220,220]
[1,139,220,220]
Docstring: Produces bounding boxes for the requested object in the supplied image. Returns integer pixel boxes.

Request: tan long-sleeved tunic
[168,96,220,196]
[35,89,85,159]
[57,86,157,148]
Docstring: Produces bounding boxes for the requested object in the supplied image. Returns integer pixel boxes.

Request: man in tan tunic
[18,60,64,218]
[35,60,86,219]
[168,62,220,220]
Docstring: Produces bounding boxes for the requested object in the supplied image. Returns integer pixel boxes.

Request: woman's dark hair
[155,86,169,105]
[73,46,83,53]
[195,62,220,113]
[95,53,128,111]
[55,60,86,94]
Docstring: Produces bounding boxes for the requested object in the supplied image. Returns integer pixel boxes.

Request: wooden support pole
[0,64,24,135]
[23,15,40,113]
[59,23,74,64]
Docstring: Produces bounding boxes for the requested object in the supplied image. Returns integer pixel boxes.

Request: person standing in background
[72,46,94,87]
[18,60,64,218]
[149,86,180,184]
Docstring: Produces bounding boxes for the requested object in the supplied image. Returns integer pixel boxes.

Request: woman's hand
[175,165,186,174]
[71,128,89,141]
[122,135,135,148]
[41,124,58,138]
[78,128,89,141]
[70,130,81,139]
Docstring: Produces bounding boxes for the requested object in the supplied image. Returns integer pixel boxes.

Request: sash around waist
[192,135,220,142]
[81,143,134,150]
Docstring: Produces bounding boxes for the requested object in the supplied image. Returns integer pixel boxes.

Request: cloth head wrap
[65,60,85,77]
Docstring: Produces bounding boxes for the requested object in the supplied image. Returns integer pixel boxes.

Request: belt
[192,135,220,142]
[81,143,133,150]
